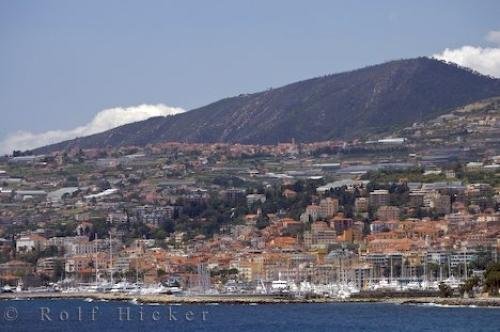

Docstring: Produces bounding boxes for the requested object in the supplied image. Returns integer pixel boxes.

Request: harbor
[1,291,500,308]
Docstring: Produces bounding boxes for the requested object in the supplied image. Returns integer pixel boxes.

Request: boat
[442,276,462,289]
[270,273,296,294]
[270,279,289,294]
[298,281,313,295]
[110,281,133,293]
[405,281,421,291]
[421,280,439,290]
[336,283,359,299]
[2,285,13,293]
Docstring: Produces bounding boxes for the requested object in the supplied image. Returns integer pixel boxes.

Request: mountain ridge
[33,57,500,153]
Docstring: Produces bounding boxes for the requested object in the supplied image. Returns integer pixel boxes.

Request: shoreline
[1,292,500,307]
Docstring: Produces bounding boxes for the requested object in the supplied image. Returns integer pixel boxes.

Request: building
[300,205,321,222]
[369,190,390,208]
[319,197,339,219]
[47,187,79,203]
[376,206,400,221]
[65,255,93,274]
[424,192,451,214]
[222,188,246,203]
[370,220,398,233]
[303,229,338,248]
[107,211,128,223]
[367,238,420,253]
[0,260,33,278]
[36,257,63,277]
[114,255,131,273]
[450,250,481,268]
[14,190,47,202]
[311,221,330,233]
[408,191,425,207]
[330,216,354,235]
[134,205,176,224]
[355,197,368,213]
[16,235,47,252]
[246,194,266,207]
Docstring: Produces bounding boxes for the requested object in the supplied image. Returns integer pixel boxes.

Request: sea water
[1,299,499,332]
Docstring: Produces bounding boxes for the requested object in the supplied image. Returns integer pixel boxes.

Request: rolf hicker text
[37,305,209,322]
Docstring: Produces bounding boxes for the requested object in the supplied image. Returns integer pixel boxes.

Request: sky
[1,0,500,153]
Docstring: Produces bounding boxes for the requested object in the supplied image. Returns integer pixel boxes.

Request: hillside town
[0,107,499,298]
[5,2,500,332]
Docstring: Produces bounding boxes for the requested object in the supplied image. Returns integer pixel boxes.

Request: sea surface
[1,299,499,332]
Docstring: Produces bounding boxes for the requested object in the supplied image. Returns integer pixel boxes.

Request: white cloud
[433,45,500,78]
[486,30,500,45]
[0,104,185,154]
[432,30,500,78]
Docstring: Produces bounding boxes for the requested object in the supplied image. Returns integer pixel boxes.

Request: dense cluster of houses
[0,138,498,291]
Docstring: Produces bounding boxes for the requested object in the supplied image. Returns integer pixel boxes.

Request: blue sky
[1,0,500,152]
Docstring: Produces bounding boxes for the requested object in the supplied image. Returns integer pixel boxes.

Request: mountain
[34,57,500,153]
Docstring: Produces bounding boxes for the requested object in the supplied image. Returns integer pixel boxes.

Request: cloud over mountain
[0,104,185,154]
[433,46,500,78]
[433,30,500,78]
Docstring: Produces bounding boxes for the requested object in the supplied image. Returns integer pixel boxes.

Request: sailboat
[15,280,23,293]
[388,255,399,290]
[336,255,359,298]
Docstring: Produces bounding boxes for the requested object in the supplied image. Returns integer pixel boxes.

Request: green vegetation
[458,170,500,187]
[362,168,446,184]
[459,276,480,297]
[484,263,500,296]
[210,268,239,283]
[17,245,60,264]
[46,221,77,237]
[438,282,454,298]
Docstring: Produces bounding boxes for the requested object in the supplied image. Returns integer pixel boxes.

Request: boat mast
[401,256,404,283]
[439,260,443,282]
[448,254,452,279]
[463,248,467,280]
[95,233,98,283]
[423,253,427,283]
[136,255,139,284]
[109,232,113,284]
[390,255,393,283]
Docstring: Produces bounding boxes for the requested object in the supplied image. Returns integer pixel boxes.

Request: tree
[255,215,270,230]
[90,220,111,239]
[64,175,79,187]
[484,263,500,296]
[159,220,175,235]
[469,251,491,270]
[459,276,480,297]
[361,219,371,236]
[53,260,64,281]
[438,282,453,298]
[153,229,167,240]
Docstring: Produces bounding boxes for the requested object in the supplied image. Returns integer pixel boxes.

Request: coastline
[1,292,499,307]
